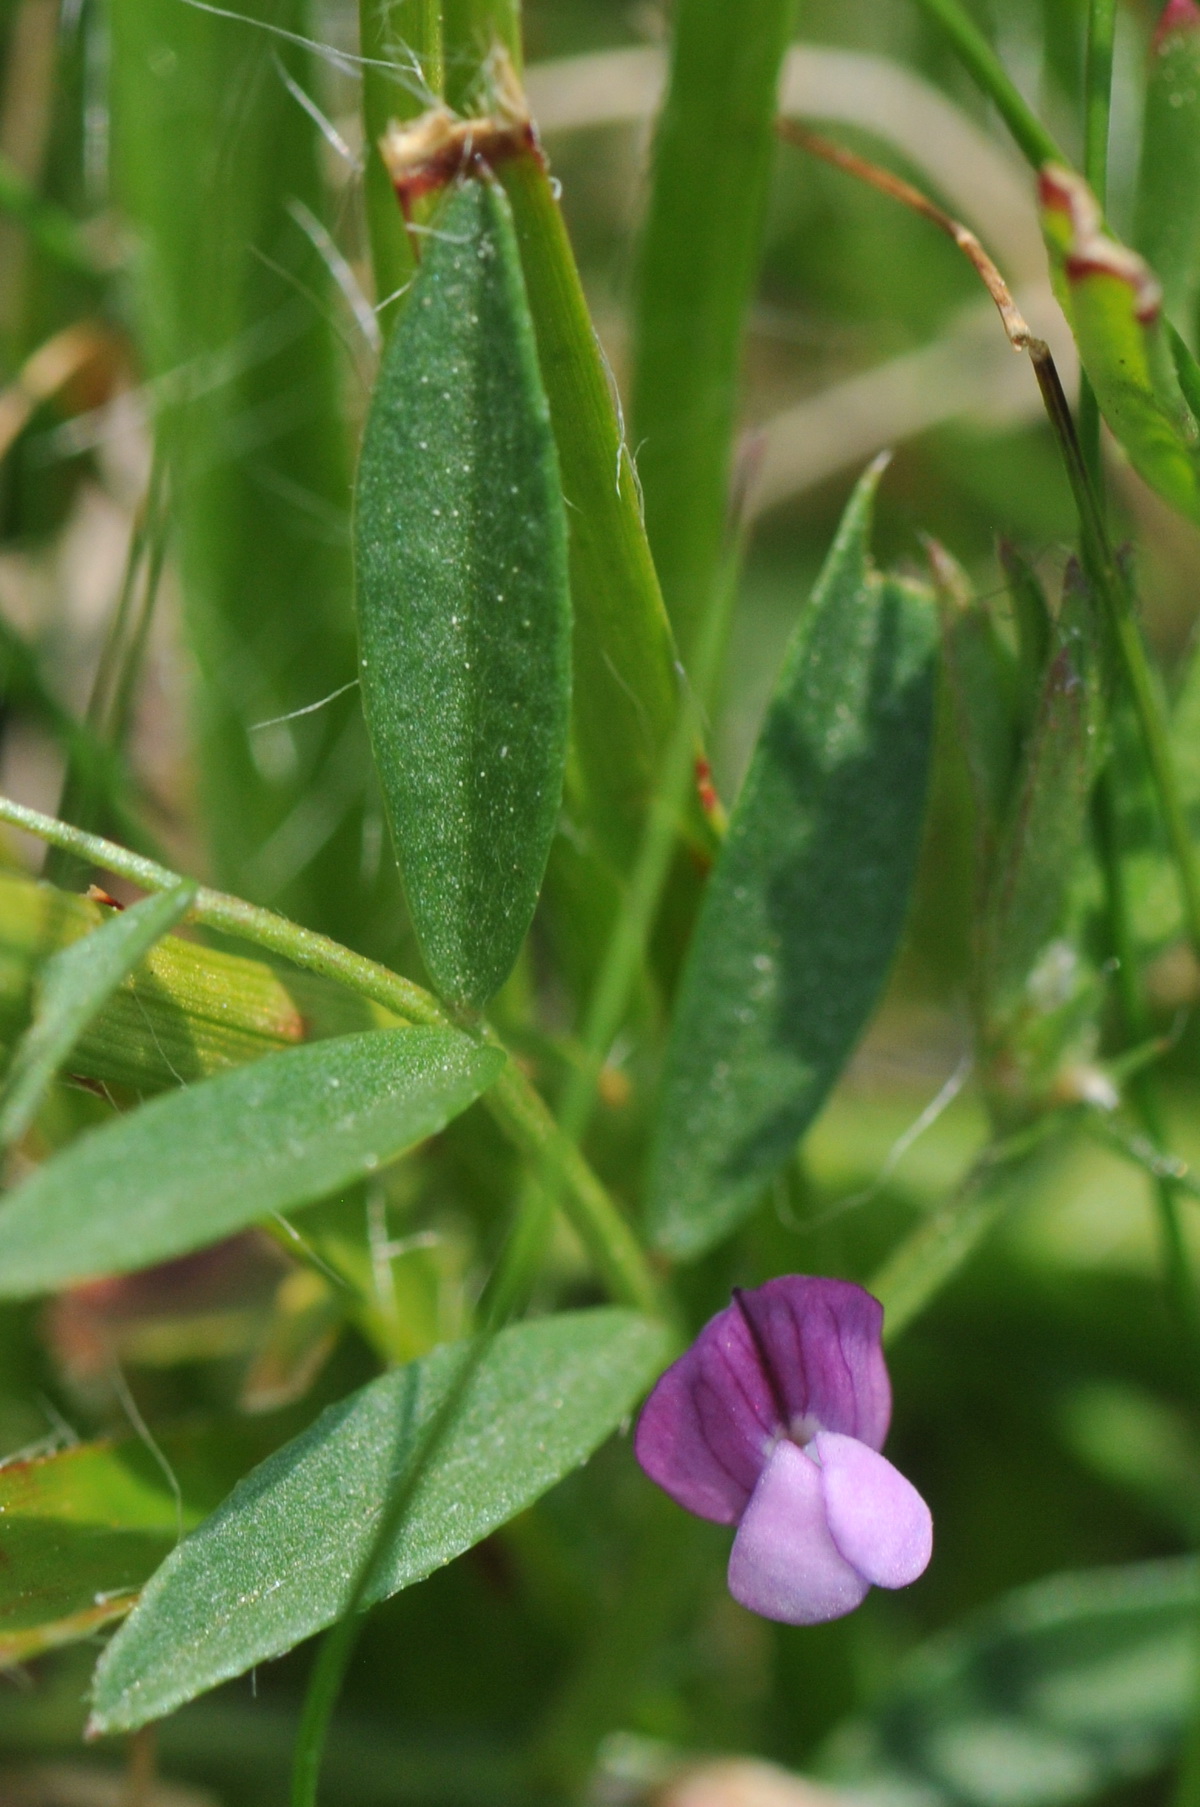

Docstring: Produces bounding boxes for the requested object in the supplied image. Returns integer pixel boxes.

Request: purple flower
[634,1276,932,1624]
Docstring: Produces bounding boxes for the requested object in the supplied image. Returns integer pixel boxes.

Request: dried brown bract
[378,50,539,216]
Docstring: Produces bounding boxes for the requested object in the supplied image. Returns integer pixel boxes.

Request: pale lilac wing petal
[634,1300,779,1522]
[727,1440,870,1625]
[814,1430,933,1589]
[737,1277,892,1449]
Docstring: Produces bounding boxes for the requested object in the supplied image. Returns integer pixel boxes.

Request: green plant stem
[1084,0,1117,200]
[1078,0,1117,482]
[0,794,662,1317]
[443,0,521,112]
[1029,349,1200,962]
[562,558,734,1148]
[908,0,1063,171]
[1094,773,1200,1348]
[485,554,734,1322]
[482,1057,662,1316]
[357,0,422,335]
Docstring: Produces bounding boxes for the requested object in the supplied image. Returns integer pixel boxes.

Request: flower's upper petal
[634,1295,779,1522]
[634,1276,891,1522]
[727,1440,870,1625]
[814,1430,933,1589]
[736,1277,891,1450]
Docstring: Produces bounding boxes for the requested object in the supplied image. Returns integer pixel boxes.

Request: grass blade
[630,0,794,664]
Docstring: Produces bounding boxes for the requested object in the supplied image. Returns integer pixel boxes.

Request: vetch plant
[635,1277,932,1625]
[3,0,1200,1802]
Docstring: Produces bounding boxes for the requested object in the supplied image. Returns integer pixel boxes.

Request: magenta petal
[634,1277,892,1524]
[727,1440,871,1625]
[814,1430,933,1590]
[736,1278,891,1451]
[634,1299,776,1522]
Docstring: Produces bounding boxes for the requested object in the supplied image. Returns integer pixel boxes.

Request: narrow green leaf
[0,1029,503,1298]
[647,461,938,1259]
[1135,1,1200,347]
[835,1557,1199,1807]
[499,151,713,879]
[631,0,795,664]
[1171,320,1200,420]
[90,1308,668,1733]
[0,883,195,1146]
[355,178,570,1011]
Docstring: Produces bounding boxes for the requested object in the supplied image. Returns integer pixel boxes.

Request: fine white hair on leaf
[272,52,362,171]
[250,677,361,733]
[374,279,414,314]
[109,1359,184,1542]
[248,244,363,367]
[175,0,432,101]
[286,196,382,354]
[786,1052,975,1233]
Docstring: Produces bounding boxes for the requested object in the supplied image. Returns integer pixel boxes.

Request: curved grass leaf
[0,882,195,1147]
[0,1029,503,1298]
[89,1308,667,1733]
[833,1557,1199,1807]
[647,460,937,1258]
[355,178,570,1011]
